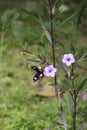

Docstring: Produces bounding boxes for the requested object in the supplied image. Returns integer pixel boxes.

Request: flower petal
[44,65,57,77]
[62,53,75,66]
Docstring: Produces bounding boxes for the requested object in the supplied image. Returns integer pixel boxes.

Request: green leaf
[11,12,20,22]
[52,5,56,15]
[41,25,52,44]
[72,62,78,70]
[57,32,69,39]
[77,4,86,29]
[58,8,80,28]
[62,66,69,75]
[0,43,21,51]
[1,10,19,29]
[1,10,10,28]
[20,8,30,15]
[20,51,38,58]
[78,78,87,92]
[56,40,64,48]
[81,52,87,59]
[11,23,24,42]
[68,92,74,114]
[22,58,42,65]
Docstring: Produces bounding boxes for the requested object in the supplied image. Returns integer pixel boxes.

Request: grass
[0,48,87,130]
[0,49,59,130]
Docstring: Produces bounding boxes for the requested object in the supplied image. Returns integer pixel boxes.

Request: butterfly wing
[33,72,44,81]
[32,66,44,81]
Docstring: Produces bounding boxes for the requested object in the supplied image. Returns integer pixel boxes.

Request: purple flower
[43,65,57,77]
[82,94,87,101]
[62,53,75,66]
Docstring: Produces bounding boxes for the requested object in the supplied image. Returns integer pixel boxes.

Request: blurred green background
[0,0,87,130]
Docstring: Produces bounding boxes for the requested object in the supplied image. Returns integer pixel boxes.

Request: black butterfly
[32,66,44,82]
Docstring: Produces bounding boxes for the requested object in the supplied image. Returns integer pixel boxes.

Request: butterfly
[31,66,44,82]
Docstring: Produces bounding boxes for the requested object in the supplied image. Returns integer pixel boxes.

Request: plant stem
[49,0,58,97]
[71,65,77,130]
[49,1,62,108]
[49,2,67,130]
[73,94,77,130]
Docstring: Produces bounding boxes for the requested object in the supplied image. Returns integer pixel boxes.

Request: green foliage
[1,10,20,30]
[0,0,87,130]
[78,78,87,93]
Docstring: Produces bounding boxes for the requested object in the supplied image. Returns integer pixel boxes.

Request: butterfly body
[32,66,44,81]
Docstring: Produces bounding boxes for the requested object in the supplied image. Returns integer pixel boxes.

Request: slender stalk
[73,95,77,130]
[71,65,77,130]
[48,0,58,98]
[48,1,67,130]
[48,0,63,108]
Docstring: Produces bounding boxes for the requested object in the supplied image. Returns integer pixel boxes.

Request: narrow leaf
[52,5,56,15]
[0,43,21,51]
[68,92,74,114]
[41,25,52,44]
[81,52,87,59]
[57,32,69,39]
[20,51,38,58]
[11,12,20,21]
[22,58,41,64]
[20,8,30,15]
[77,4,86,29]
[57,8,80,28]
[78,78,87,92]
[76,57,87,63]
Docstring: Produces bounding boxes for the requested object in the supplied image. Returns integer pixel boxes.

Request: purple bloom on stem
[43,65,57,77]
[82,94,87,101]
[62,53,75,66]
